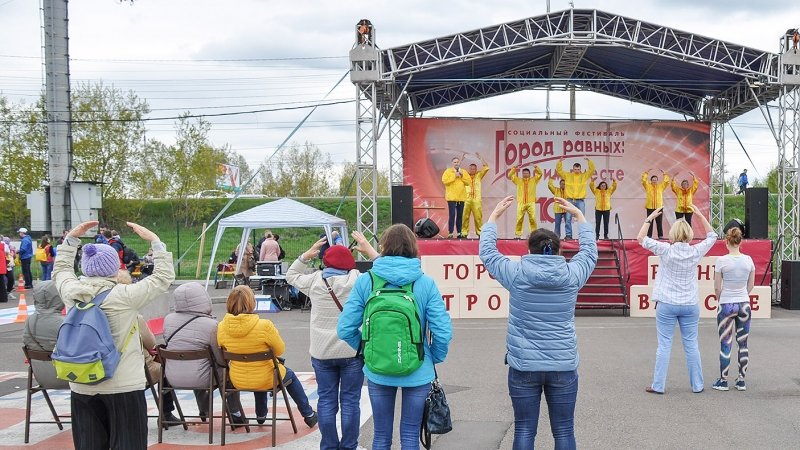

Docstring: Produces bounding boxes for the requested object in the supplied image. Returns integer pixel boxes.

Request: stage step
[576,302,628,309]
[578,292,626,297]
[583,283,626,289]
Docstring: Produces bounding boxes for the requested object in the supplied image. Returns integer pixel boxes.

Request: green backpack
[360,271,424,376]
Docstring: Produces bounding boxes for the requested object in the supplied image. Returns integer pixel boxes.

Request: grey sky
[1,0,798,181]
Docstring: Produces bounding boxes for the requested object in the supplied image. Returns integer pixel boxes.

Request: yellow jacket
[442,167,471,202]
[556,159,595,199]
[217,313,286,391]
[642,172,670,209]
[590,180,617,211]
[547,180,567,213]
[671,177,699,213]
[508,166,542,204]
[465,165,489,200]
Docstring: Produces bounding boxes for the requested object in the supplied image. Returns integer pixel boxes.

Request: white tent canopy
[204,198,349,288]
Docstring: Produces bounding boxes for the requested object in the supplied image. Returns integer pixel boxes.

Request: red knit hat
[322,245,355,270]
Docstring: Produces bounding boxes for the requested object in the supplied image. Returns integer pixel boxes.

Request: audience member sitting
[217,286,318,427]
[22,282,65,375]
[163,282,246,426]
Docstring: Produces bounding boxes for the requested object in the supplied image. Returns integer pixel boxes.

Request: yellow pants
[515,202,538,237]
[462,199,483,235]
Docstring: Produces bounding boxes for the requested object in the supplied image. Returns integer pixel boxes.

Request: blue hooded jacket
[337,255,452,387]
[19,234,33,260]
[479,222,597,372]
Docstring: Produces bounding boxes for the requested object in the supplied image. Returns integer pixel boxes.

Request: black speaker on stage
[391,185,414,229]
[723,218,745,236]
[744,187,768,239]
[414,217,440,239]
[781,260,800,310]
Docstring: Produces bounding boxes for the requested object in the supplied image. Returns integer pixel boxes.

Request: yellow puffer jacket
[442,167,471,202]
[217,313,286,391]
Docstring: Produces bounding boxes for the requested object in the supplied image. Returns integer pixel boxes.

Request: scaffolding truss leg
[710,122,725,233]
[778,86,800,263]
[355,83,379,244]
[389,118,403,185]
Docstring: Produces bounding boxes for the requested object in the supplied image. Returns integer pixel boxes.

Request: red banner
[403,118,711,238]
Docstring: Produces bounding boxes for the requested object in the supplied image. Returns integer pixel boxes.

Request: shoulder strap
[322,278,343,312]
[369,270,386,292]
[165,315,203,344]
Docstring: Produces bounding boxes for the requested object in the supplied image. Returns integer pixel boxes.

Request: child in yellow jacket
[642,169,670,238]
[508,165,542,238]
[671,172,699,225]
[548,179,567,238]
[590,179,617,240]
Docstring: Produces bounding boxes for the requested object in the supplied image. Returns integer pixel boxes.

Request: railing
[614,213,630,284]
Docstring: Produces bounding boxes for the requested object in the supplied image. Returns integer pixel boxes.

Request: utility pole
[43,0,73,235]
[545,0,551,120]
[569,0,576,120]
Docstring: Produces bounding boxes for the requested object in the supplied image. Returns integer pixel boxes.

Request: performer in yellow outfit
[642,169,670,238]
[556,157,595,239]
[508,165,542,238]
[462,152,490,237]
[671,172,699,225]
[442,155,471,238]
[590,179,617,240]
[547,179,567,238]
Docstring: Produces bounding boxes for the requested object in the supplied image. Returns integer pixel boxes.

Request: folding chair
[157,346,235,444]
[220,349,298,447]
[143,359,187,432]
[21,346,71,444]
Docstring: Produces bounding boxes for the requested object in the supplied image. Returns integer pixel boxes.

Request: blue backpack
[51,290,138,384]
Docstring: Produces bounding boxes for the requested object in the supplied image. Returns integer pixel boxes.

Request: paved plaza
[0,287,798,449]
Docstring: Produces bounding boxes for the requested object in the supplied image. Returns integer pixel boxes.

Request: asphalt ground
[1,282,799,449]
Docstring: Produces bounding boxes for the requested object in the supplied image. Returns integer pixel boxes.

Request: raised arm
[556,159,566,178]
[610,179,618,194]
[533,165,543,182]
[285,237,327,295]
[507,166,518,182]
[691,204,714,234]
[351,230,379,260]
[638,208,663,244]
[441,168,456,185]
[479,196,519,289]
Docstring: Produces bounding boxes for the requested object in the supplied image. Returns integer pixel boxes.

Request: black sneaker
[256,416,267,424]
[162,412,181,429]
[303,411,318,428]
[199,410,208,423]
[231,413,247,429]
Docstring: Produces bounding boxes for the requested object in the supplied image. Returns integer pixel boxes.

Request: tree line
[0,82,389,229]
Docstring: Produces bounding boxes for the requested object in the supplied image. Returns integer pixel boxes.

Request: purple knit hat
[81,244,120,277]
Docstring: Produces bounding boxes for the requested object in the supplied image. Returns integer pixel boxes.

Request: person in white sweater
[286,231,378,450]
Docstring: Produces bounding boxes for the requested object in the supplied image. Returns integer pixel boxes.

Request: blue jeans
[311,357,364,450]
[255,367,314,418]
[368,380,430,450]
[508,368,578,450]
[447,201,464,235]
[40,262,53,281]
[564,199,585,238]
[652,302,704,393]
[553,212,565,238]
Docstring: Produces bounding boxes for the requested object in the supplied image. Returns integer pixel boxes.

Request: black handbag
[420,366,452,449]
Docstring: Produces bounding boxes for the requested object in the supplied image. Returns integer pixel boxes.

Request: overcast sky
[2,0,798,183]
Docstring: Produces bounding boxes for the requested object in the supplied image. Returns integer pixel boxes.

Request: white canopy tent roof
[204,198,349,288]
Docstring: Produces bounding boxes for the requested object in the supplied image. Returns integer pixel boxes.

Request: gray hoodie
[163,282,224,389]
[23,281,64,352]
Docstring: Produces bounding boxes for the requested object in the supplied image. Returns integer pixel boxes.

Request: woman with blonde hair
[217,285,317,427]
[637,205,717,394]
[711,226,755,392]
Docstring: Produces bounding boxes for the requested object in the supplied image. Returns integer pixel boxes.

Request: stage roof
[375,9,789,121]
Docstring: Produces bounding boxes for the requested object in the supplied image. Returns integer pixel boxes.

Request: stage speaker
[723,218,744,236]
[744,187,768,239]
[391,185,414,229]
[781,260,800,310]
[414,217,440,239]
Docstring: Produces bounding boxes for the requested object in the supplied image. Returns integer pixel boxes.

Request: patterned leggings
[717,302,751,380]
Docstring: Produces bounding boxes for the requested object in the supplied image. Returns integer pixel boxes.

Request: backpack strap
[120,318,139,353]
[78,289,138,353]
[369,270,414,295]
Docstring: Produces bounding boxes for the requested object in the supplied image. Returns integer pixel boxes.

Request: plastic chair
[220,349,298,447]
[157,346,232,444]
[21,346,71,444]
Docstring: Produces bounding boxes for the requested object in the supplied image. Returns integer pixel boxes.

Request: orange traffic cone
[14,293,28,323]
[17,273,24,291]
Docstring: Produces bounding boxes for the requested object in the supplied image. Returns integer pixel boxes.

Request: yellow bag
[34,247,47,262]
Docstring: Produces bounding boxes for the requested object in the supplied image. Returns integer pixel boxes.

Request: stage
[417,238,773,319]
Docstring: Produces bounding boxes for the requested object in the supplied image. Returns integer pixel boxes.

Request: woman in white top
[711,227,755,392]
[637,205,717,394]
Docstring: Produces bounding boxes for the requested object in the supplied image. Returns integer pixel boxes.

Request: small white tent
[204,198,349,288]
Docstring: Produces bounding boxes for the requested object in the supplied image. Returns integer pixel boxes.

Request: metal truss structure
[351,9,800,278]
